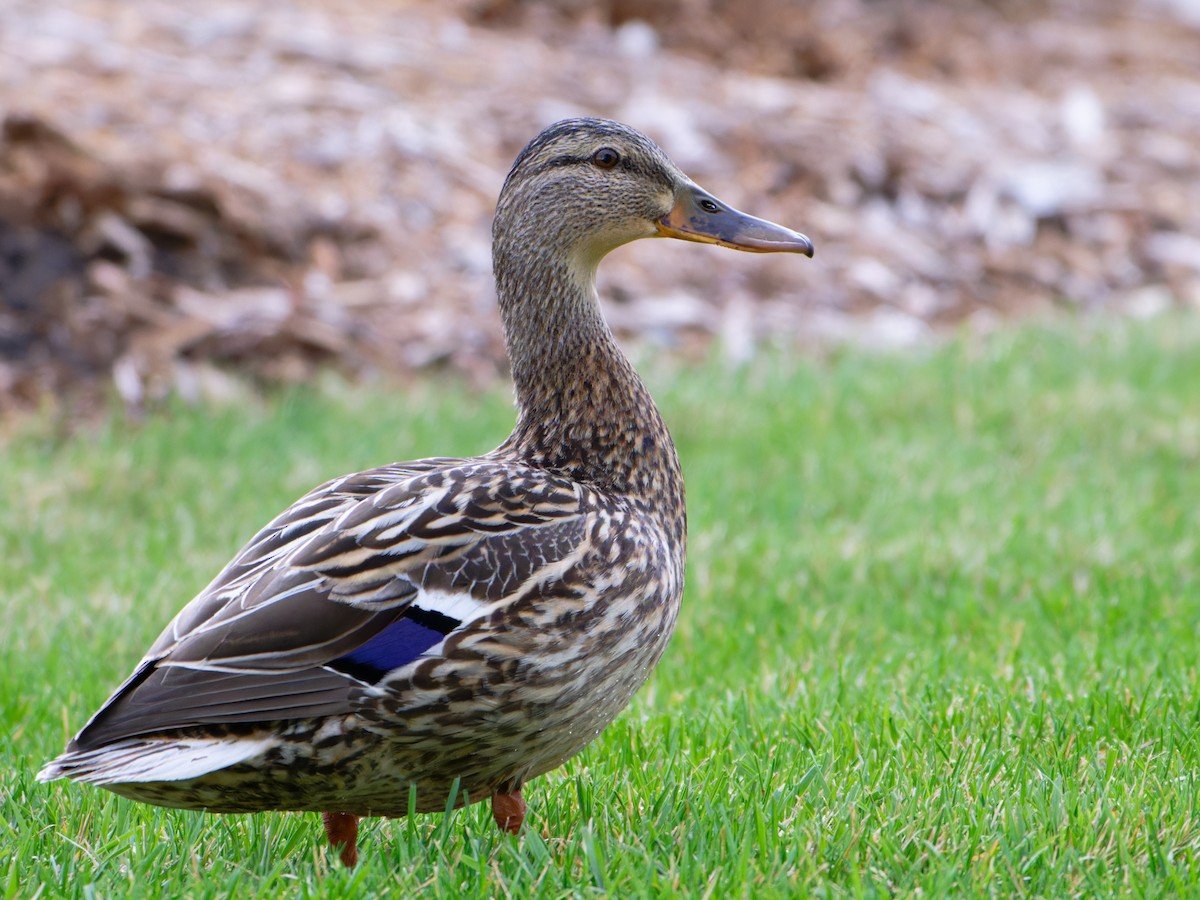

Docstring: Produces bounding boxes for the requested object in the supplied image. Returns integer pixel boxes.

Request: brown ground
[1,0,1198,413]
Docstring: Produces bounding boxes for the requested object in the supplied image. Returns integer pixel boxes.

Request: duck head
[493,117,814,275]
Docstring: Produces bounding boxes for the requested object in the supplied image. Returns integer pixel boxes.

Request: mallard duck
[38,118,813,868]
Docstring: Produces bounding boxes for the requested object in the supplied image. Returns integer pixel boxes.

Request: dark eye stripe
[545,154,589,170]
[539,152,655,179]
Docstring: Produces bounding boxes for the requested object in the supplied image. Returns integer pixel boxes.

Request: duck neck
[493,241,684,518]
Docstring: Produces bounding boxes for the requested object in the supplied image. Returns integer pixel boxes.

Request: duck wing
[64,458,593,752]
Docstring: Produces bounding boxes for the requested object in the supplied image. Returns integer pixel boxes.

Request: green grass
[5,317,1200,897]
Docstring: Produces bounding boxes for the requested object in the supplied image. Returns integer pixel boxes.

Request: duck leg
[491,789,526,835]
[321,811,359,867]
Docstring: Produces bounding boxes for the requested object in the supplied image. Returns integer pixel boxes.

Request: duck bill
[656,185,814,256]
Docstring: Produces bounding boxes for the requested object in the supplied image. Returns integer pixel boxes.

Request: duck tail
[37,735,274,786]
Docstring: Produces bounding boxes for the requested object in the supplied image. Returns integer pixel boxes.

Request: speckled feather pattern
[44,450,683,816]
[40,119,690,822]
[39,119,811,860]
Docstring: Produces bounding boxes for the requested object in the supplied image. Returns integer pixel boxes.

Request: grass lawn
[4,317,1200,897]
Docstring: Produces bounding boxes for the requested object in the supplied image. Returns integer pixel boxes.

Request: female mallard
[39,118,813,867]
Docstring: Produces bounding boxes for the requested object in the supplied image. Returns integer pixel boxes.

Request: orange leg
[321,811,359,867]
[491,789,526,835]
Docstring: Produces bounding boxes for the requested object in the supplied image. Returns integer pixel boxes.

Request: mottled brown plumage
[39,118,812,867]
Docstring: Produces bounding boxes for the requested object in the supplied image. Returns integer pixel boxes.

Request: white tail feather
[38,735,275,785]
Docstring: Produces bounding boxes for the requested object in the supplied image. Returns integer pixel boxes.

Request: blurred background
[1,0,1198,413]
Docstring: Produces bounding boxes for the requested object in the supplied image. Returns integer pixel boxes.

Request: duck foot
[491,789,526,835]
[321,811,359,867]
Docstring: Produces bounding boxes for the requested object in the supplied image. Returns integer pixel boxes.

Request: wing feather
[65,458,599,754]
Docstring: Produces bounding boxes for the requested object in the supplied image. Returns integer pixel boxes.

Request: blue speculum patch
[331,606,460,682]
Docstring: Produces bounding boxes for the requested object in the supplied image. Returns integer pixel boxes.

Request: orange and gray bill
[657,183,814,256]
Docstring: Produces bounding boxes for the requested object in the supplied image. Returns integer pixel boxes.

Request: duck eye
[592,147,620,169]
